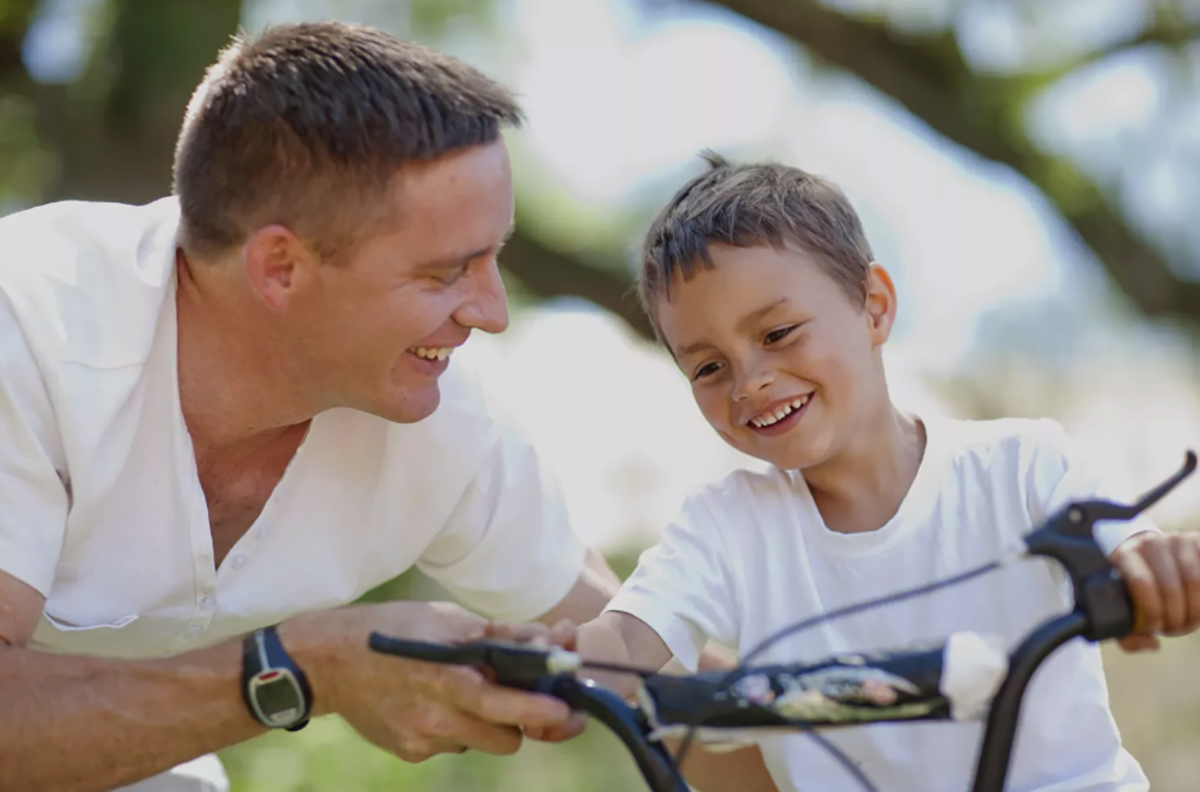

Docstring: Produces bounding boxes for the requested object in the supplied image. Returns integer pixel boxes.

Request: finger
[447,669,571,727]
[1173,535,1200,635]
[1115,547,1162,634]
[528,712,588,743]
[412,704,524,756]
[485,621,551,645]
[550,619,578,650]
[1118,633,1161,653]
[1144,538,1186,633]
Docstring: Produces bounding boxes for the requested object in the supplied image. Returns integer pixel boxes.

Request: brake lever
[1023,451,1196,641]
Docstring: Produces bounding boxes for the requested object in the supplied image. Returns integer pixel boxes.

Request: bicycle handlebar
[367,450,1195,792]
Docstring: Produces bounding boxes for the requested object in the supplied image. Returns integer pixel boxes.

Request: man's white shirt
[0,197,586,659]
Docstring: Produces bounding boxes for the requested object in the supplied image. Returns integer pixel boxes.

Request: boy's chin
[729,432,829,471]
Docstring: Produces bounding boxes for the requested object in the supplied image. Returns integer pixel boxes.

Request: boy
[577,153,1200,791]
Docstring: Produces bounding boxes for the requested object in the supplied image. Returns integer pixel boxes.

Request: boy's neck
[803,404,926,535]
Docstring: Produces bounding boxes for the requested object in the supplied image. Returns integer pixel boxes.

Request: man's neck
[174,251,315,458]
[803,400,927,535]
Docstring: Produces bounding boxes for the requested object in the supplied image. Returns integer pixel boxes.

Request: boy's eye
[764,325,798,345]
[693,362,722,381]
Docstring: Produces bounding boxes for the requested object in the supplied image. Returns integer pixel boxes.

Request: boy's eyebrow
[736,298,789,332]
[416,221,516,271]
[675,298,790,358]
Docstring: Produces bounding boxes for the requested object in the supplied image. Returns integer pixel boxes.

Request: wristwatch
[241,625,312,731]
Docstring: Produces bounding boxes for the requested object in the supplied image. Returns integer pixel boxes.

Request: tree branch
[502,230,654,340]
[704,0,1200,322]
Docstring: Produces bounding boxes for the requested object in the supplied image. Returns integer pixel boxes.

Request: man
[0,21,619,792]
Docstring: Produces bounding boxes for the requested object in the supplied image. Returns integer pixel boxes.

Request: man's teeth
[751,395,810,428]
[412,347,452,361]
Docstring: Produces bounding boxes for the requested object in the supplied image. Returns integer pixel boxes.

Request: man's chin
[372,385,441,424]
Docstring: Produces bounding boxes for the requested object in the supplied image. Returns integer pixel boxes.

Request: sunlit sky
[20,0,1200,546]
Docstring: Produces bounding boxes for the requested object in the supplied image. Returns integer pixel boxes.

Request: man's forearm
[0,640,265,792]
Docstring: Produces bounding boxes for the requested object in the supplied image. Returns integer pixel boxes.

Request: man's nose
[454,259,509,334]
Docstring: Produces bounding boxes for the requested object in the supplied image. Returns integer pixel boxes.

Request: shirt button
[200,595,215,610]
[232,554,247,569]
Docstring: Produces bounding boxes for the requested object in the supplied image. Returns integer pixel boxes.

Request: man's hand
[1110,531,1200,652]
[485,618,586,743]
[280,601,583,762]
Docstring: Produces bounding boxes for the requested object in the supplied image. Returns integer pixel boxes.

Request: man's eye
[765,325,798,345]
[434,265,469,286]
[693,362,721,380]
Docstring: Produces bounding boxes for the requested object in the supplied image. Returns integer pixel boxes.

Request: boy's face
[656,244,895,470]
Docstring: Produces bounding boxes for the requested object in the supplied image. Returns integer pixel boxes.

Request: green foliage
[0,93,57,204]
[408,0,495,40]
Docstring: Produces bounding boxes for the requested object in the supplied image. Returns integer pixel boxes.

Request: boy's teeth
[751,395,811,428]
[412,346,452,360]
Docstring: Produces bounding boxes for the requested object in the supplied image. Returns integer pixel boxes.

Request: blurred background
[4,0,1200,788]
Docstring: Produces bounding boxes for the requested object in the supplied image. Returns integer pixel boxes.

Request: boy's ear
[863,263,897,346]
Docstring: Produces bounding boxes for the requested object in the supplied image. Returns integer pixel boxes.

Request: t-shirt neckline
[791,415,948,558]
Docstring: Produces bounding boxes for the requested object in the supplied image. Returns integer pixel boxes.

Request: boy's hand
[1110,531,1200,652]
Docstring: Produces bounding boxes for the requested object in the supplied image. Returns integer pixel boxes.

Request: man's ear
[243,225,318,310]
[863,262,898,347]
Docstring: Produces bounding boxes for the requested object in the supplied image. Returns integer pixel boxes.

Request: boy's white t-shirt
[606,416,1154,792]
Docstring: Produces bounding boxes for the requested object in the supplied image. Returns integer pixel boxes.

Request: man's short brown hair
[172,21,522,261]
[639,152,873,335]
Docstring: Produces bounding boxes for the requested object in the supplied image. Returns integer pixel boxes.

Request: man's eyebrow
[417,222,517,271]
[675,298,790,359]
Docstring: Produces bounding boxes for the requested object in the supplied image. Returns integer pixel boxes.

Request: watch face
[251,671,304,725]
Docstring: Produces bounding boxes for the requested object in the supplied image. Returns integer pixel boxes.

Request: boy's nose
[732,368,774,401]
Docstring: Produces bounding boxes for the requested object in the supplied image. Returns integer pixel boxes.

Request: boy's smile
[656,242,896,471]
[745,393,812,435]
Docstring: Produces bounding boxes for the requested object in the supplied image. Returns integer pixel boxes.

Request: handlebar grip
[367,633,574,691]
[640,631,1008,742]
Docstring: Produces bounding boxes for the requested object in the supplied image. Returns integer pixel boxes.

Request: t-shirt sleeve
[0,290,69,596]
[415,423,587,624]
[1026,419,1159,557]
[603,495,739,672]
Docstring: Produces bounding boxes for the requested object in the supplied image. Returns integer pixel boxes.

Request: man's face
[657,244,893,470]
[284,140,514,423]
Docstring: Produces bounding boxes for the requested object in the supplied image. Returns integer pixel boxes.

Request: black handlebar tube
[541,677,689,792]
[968,611,1088,792]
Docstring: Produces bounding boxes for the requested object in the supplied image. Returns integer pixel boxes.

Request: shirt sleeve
[603,495,739,672]
[1026,419,1159,557]
[0,289,69,596]
[415,422,587,624]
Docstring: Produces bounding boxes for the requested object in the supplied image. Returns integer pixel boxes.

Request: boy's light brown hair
[639,152,874,338]
[173,21,522,263]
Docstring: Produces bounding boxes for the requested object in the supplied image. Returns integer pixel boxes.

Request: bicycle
[368,450,1197,792]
